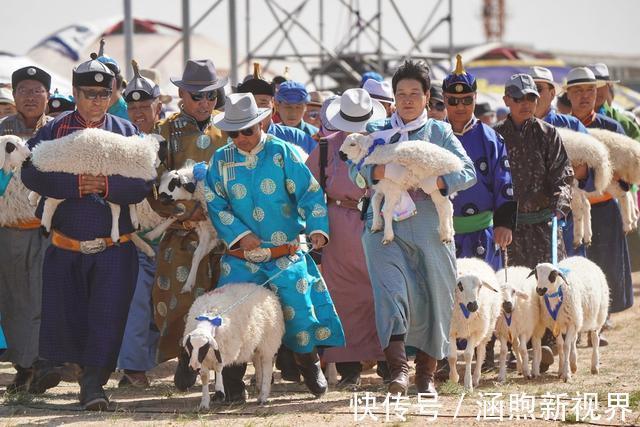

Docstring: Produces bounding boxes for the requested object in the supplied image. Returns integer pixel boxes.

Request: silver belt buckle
[244,247,272,263]
[80,238,107,254]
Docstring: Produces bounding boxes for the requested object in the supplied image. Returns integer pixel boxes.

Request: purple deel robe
[306,131,384,363]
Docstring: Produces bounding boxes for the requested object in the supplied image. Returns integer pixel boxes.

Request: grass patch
[438,381,465,396]
[2,391,44,406]
[629,390,640,409]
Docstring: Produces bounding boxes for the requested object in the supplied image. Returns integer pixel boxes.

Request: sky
[1,0,638,73]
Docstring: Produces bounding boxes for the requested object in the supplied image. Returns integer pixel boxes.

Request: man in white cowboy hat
[149,59,229,390]
[305,88,387,388]
[565,66,633,318]
[205,92,345,401]
[587,63,640,141]
[530,66,587,133]
[362,79,395,117]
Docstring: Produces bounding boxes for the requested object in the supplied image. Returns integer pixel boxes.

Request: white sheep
[29,128,159,242]
[152,165,219,294]
[556,128,612,247]
[339,133,464,244]
[530,256,609,382]
[182,283,284,409]
[494,266,545,382]
[0,136,35,227]
[449,258,501,390]
[588,128,640,233]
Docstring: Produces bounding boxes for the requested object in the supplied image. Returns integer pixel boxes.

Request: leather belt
[227,243,299,263]
[51,230,132,254]
[328,198,360,210]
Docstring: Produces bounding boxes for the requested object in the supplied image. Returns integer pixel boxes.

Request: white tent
[0,52,72,95]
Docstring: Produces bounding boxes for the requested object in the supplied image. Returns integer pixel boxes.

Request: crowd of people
[0,37,638,412]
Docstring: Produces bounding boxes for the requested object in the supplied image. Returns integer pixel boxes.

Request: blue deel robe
[351,118,476,359]
[452,118,514,270]
[205,133,345,353]
[267,121,318,154]
[20,112,152,370]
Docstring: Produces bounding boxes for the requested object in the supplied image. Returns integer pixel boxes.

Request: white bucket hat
[362,79,394,104]
[563,67,606,90]
[529,66,559,91]
[212,93,271,131]
[587,63,620,84]
[326,88,386,133]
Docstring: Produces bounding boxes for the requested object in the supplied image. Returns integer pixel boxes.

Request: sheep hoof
[180,285,192,294]
[199,402,210,410]
[382,238,393,245]
[257,398,268,406]
[591,367,599,375]
[212,391,225,403]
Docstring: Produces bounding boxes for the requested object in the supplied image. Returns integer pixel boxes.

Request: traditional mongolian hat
[72,53,115,89]
[12,66,51,91]
[237,63,274,97]
[442,55,477,94]
[123,60,161,103]
[47,89,75,114]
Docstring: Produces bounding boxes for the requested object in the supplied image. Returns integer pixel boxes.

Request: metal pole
[229,0,239,87]
[123,0,134,80]
[377,0,382,74]
[449,0,454,68]
[245,0,251,75]
[182,0,190,63]
[319,0,324,88]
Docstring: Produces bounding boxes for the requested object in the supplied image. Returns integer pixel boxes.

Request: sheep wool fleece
[206,135,345,353]
[0,113,51,369]
[452,118,514,270]
[21,111,152,369]
[354,118,477,360]
[151,110,228,363]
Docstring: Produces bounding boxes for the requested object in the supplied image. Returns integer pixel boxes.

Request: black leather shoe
[29,361,62,395]
[294,351,327,397]
[276,346,301,382]
[174,348,197,391]
[6,366,33,394]
[79,366,111,411]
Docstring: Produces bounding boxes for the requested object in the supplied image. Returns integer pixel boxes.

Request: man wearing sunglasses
[21,53,152,410]
[148,59,229,393]
[494,73,573,270]
[206,92,345,402]
[0,65,52,395]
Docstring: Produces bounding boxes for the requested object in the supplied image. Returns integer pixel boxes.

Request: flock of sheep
[0,123,637,409]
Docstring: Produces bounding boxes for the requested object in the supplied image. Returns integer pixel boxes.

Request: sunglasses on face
[307,111,320,119]
[446,96,474,106]
[429,101,446,111]
[228,126,256,139]
[79,89,112,101]
[189,91,217,102]
[512,93,539,103]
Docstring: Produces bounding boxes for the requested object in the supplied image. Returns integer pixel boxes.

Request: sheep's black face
[536,287,548,296]
[466,301,478,313]
[339,151,348,162]
[159,192,174,204]
[502,300,513,314]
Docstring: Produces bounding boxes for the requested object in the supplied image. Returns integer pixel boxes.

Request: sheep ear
[548,270,558,283]
[184,336,193,355]
[5,142,16,154]
[515,290,529,300]
[481,281,499,293]
[558,270,569,285]
[527,269,537,279]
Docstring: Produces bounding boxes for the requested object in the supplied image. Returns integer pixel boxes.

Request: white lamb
[0,136,35,227]
[588,128,640,233]
[152,165,219,294]
[556,128,612,247]
[28,128,159,242]
[494,266,545,382]
[182,283,284,409]
[449,258,501,390]
[339,133,464,244]
[530,256,609,382]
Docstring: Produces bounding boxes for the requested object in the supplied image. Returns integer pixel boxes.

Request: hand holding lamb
[339,133,463,244]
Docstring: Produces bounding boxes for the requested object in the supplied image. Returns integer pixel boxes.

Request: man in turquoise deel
[205,92,344,402]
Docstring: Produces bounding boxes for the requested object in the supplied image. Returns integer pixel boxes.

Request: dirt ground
[2,277,640,426]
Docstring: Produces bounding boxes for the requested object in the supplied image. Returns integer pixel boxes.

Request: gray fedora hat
[213,93,271,131]
[171,59,228,93]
